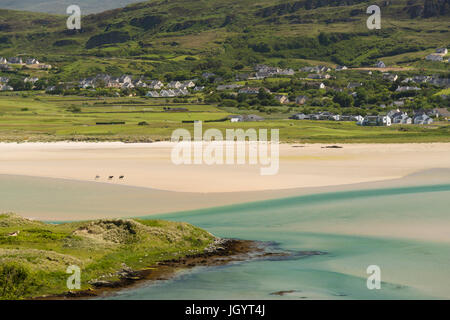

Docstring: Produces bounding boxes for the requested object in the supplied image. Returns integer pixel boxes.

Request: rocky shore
[38,238,282,300]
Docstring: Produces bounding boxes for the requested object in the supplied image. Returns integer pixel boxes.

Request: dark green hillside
[0,0,448,78]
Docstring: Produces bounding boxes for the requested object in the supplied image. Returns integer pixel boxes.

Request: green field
[436,88,450,96]
[0,93,448,143]
[0,213,215,299]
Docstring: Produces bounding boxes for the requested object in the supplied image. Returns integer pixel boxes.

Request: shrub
[67,105,81,113]
[0,262,36,300]
[220,99,238,108]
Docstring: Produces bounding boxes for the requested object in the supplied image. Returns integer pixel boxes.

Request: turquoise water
[103,184,450,300]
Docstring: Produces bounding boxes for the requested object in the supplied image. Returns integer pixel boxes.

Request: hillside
[0,0,448,80]
[0,213,216,299]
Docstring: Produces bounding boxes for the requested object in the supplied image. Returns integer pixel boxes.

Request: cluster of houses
[212,65,296,82]
[0,76,39,91]
[0,56,51,69]
[291,112,363,122]
[227,64,348,82]
[253,64,295,79]
[0,76,13,91]
[401,75,449,87]
[230,108,446,124]
[290,109,438,126]
[379,72,449,88]
[146,87,189,98]
[76,74,203,97]
[79,74,152,89]
[228,114,265,122]
[425,48,449,63]
[395,85,421,92]
[145,80,202,97]
[300,65,332,73]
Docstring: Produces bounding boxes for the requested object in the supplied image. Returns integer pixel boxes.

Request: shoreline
[1,168,449,222]
[36,239,276,300]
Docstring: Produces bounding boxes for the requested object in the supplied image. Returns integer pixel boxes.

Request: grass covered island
[0,213,255,300]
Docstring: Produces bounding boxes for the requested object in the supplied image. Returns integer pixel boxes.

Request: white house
[291,113,309,120]
[8,57,23,64]
[26,58,39,65]
[0,84,13,91]
[383,73,398,82]
[413,114,433,125]
[182,80,196,88]
[307,74,330,80]
[229,115,243,122]
[168,81,182,89]
[329,114,340,121]
[174,88,189,96]
[275,95,289,104]
[392,113,412,124]
[360,115,392,126]
[347,82,362,89]
[24,77,39,84]
[396,86,420,92]
[279,68,295,76]
[426,54,443,61]
[121,82,135,89]
[239,87,269,94]
[146,91,160,98]
[295,95,307,105]
[160,89,175,97]
[354,115,364,122]
[335,65,348,71]
[148,80,164,89]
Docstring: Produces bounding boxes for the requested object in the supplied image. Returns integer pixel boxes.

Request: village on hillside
[0,47,449,127]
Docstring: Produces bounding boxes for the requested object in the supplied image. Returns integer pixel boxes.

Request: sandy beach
[0,141,449,221]
[1,142,450,299]
[0,142,449,193]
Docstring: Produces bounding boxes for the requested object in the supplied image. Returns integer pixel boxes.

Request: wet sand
[0,142,449,221]
[0,168,448,221]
